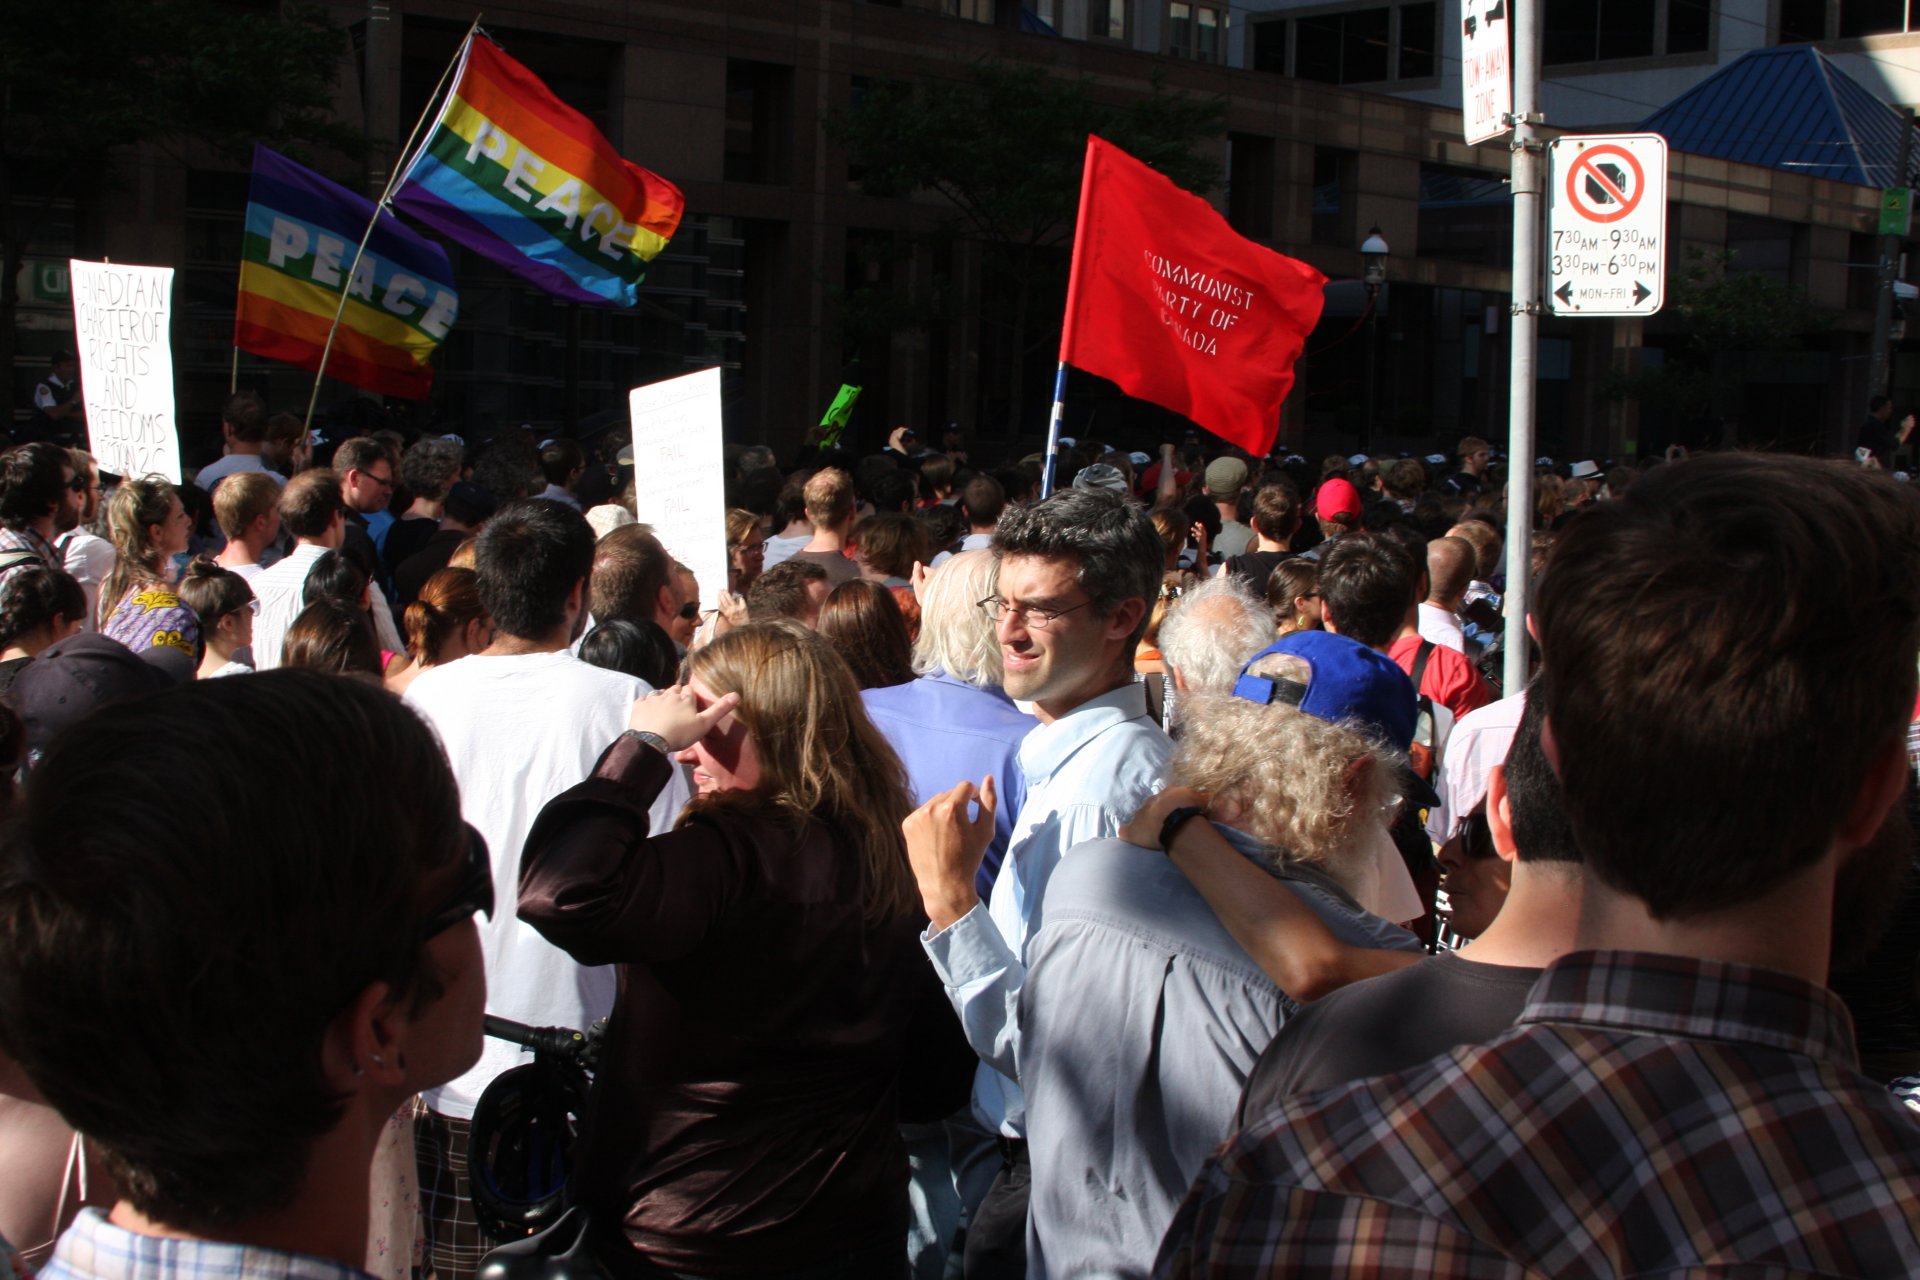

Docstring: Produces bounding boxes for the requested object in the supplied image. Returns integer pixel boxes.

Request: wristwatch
[1158,805,1207,854]
[626,730,671,755]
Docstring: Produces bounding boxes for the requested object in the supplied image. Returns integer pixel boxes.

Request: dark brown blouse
[518,733,970,1277]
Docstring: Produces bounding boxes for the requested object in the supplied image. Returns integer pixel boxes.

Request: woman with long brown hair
[519,620,967,1278]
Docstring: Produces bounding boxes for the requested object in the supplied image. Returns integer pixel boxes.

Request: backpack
[1406,640,1440,782]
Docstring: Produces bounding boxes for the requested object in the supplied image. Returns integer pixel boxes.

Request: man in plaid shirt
[1157,454,1920,1277]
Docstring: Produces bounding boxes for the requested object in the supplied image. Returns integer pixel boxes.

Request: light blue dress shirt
[923,681,1173,1138]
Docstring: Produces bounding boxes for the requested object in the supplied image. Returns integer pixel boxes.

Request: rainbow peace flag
[392,36,685,307]
[235,146,457,399]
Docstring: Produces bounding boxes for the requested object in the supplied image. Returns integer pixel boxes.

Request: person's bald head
[1426,536,1475,607]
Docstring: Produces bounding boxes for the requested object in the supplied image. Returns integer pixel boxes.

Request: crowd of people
[1,395,1918,1280]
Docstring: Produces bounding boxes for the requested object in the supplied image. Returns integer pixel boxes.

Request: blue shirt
[42,1209,375,1280]
[924,682,1173,1138]
[863,671,1037,897]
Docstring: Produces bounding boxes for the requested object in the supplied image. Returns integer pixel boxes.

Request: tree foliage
[829,60,1227,427]
[1606,247,1826,417]
[2,0,362,399]
[834,61,1226,251]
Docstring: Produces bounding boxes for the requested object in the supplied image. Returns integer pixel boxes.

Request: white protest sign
[1460,0,1512,146]
[628,367,727,614]
[68,260,182,483]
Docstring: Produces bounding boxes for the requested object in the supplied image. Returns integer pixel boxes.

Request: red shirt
[1388,632,1492,723]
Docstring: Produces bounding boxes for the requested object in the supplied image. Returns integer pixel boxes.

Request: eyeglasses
[65,475,87,493]
[422,824,494,940]
[978,595,1095,630]
[360,470,396,490]
[678,600,701,620]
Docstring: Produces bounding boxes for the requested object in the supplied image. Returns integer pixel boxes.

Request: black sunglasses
[678,600,701,620]
[422,824,493,940]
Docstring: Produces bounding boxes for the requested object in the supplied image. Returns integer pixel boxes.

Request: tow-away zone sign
[1546,133,1667,317]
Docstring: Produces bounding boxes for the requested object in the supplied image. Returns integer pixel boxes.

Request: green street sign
[1882,187,1912,237]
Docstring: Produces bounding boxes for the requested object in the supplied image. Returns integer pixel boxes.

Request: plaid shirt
[41,1209,375,1280]
[1157,950,1920,1278]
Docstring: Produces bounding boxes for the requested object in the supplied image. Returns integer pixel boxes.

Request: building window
[944,0,992,21]
[1841,0,1911,36]
[1167,1,1226,60]
[1227,133,1276,239]
[1544,0,1655,65]
[1091,0,1128,41]
[1542,0,1714,63]
[1398,3,1438,78]
[1312,147,1354,247]
[1263,4,1437,85]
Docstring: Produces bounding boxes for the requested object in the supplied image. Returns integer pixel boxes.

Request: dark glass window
[1251,18,1287,73]
[1778,0,1828,41]
[1840,0,1907,36]
[1293,7,1390,84]
[1667,0,1710,52]
[1544,0,1654,64]
[1399,3,1438,78]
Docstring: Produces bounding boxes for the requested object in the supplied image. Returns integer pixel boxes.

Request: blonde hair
[1170,692,1400,894]
[910,549,1001,687]
[687,620,918,924]
[99,476,176,625]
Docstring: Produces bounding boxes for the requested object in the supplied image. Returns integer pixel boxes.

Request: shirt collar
[49,1208,377,1280]
[1518,950,1859,1068]
[1018,681,1151,781]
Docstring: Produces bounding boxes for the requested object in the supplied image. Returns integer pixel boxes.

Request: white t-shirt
[55,530,116,633]
[1417,602,1468,655]
[193,452,285,492]
[405,649,690,1117]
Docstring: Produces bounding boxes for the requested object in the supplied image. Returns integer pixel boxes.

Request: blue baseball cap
[1234,630,1415,749]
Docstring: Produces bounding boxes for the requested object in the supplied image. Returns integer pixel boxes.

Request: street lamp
[1360,226,1390,452]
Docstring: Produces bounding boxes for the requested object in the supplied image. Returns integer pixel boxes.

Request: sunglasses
[678,600,701,620]
[422,824,493,940]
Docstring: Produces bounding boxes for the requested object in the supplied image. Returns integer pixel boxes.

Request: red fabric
[1059,137,1327,457]
[1389,633,1493,724]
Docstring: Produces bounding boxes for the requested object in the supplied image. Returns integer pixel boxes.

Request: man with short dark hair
[590,523,685,640]
[906,488,1171,1279]
[394,480,495,607]
[1218,480,1300,590]
[249,470,346,670]
[959,474,1006,552]
[0,671,487,1280]
[0,443,80,586]
[1441,434,1492,496]
[329,437,404,650]
[744,558,832,628]
[1320,532,1490,724]
[404,498,687,1278]
[537,438,586,509]
[194,392,283,491]
[1159,455,1920,1277]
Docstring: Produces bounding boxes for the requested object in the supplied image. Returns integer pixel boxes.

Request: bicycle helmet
[467,1056,594,1239]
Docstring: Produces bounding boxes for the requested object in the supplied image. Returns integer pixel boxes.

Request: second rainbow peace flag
[236,146,457,399]
[392,35,686,307]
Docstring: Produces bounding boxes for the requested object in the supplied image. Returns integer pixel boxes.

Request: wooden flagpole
[300,13,482,433]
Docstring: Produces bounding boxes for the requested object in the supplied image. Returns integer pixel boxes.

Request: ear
[1105,596,1146,642]
[322,979,408,1098]
[1485,764,1520,865]
[1321,604,1343,636]
[567,577,587,617]
[1836,739,1909,851]
[1538,713,1562,780]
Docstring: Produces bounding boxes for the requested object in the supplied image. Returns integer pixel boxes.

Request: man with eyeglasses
[904,486,1170,1280]
[0,443,83,588]
[329,437,405,653]
[0,670,489,1280]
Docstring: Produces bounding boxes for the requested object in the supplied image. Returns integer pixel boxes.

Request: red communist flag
[1060,136,1327,457]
